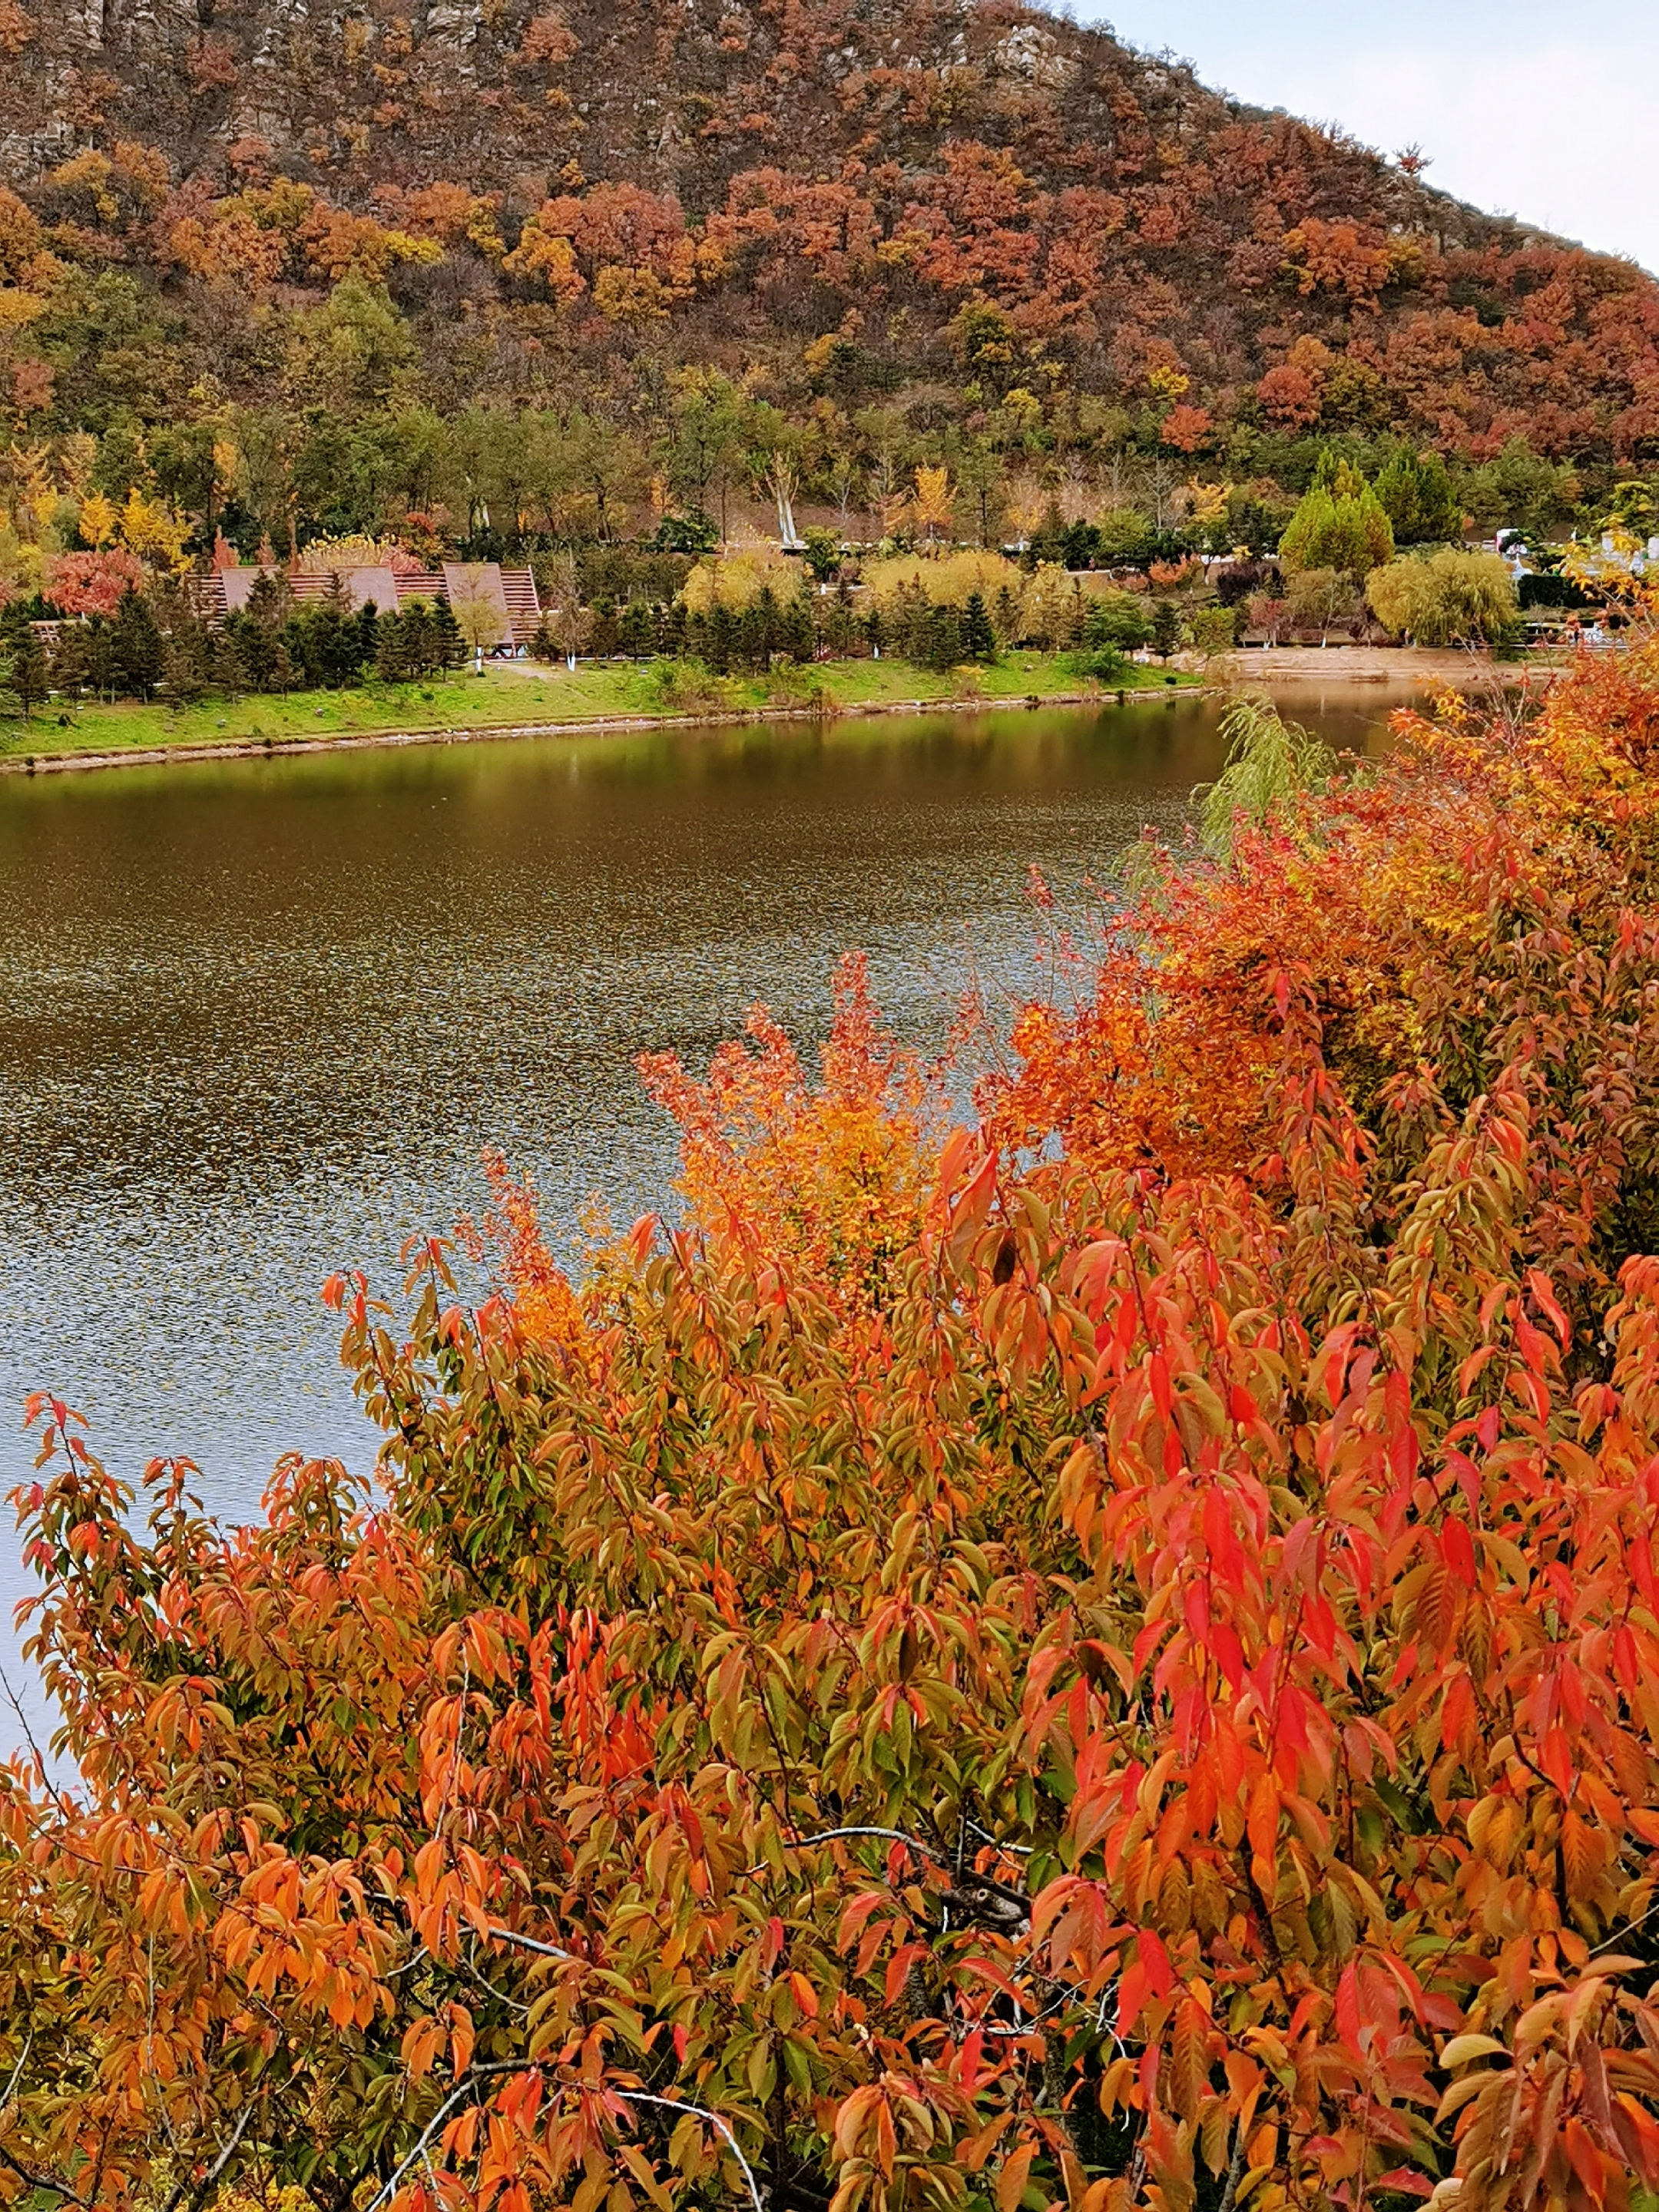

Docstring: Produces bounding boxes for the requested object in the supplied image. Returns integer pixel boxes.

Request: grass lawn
[0,653,1194,762]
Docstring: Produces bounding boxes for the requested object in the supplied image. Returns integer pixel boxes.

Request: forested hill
[0,0,1654,548]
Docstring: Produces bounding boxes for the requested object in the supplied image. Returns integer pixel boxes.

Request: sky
[1074,0,1659,276]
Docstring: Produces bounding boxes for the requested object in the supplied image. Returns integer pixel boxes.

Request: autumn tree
[47,548,144,617]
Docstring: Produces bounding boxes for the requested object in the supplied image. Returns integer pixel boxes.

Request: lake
[0,688,1403,1729]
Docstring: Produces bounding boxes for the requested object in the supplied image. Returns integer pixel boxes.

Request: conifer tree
[0,646,22,733]
[375,607,413,681]
[1374,449,1462,545]
[1,618,51,722]
[1279,478,1395,578]
[618,601,658,658]
[961,589,997,661]
[111,588,164,699]
[429,596,465,671]
[48,621,92,704]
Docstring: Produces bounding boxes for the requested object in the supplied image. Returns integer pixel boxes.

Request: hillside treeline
[0,0,1651,590]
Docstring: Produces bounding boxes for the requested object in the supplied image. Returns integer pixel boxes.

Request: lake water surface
[0,689,1403,1726]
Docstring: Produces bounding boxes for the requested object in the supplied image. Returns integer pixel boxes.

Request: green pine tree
[618,601,658,658]
[111,588,165,699]
[7,624,50,722]
[428,597,465,672]
[1374,450,1462,545]
[960,591,997,661]
[402,601,436,677]
[0,647,23,740]
[49,621,93,705]
[1279,480,1395,578]
[917,603,964,672]
[376,608,412,682]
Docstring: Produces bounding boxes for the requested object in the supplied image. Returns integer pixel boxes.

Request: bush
[1061,641,1128,684]
[651,511,720,555]
[1084,589,1156,653]
[1212,558,1280,608]
[1518,570,1598,612]
[644,657,739,712]
[1187,604,1236,656]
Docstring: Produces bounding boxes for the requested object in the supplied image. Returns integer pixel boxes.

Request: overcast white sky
[1075,0,1658,275]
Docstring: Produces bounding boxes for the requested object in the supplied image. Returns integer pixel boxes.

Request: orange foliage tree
[6,641,1659,2212]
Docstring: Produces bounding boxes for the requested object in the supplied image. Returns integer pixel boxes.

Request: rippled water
[0,690,1401,1730]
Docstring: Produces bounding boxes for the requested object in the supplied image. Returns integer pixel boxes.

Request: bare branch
[161,2092,257,2212]
[1590,1896,1659,1957]
[780,1826,946,1860]
[485,1924,581,1962]
[0,2034,31,2114]
[462,1940,530,2015]
[0,2147,91,2208]
[618,2093,765,2212]
[365,2065,529,2212]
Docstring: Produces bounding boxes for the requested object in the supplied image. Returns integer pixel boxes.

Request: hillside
[0,0,1654,562]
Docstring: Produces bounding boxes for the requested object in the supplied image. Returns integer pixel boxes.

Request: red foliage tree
[46,548,145,616]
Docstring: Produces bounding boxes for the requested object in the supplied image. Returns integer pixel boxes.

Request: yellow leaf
[1440,2032,1508,2068]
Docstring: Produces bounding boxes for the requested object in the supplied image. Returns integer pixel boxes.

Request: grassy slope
[0,655,1192,761]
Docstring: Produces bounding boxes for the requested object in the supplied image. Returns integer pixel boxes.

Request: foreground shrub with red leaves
[5,641,1659,2212]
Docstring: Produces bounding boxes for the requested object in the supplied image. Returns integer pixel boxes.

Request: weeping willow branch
[1192,694,1336,861]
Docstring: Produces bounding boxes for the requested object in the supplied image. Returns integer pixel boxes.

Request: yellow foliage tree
[680,551,803,615]
[1185,476,1230,531]
[910,462,953,545]
[1020,558,1086,647]
[502,217,587,303]
[863,548,1022,612]
[118,488,190,572]
[592,265,669,324]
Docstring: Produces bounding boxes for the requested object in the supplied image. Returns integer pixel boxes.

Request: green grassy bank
[0,653,1194,765]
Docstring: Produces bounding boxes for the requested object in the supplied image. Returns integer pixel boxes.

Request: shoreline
[0,685,1148,777]
[0,648,1535,780]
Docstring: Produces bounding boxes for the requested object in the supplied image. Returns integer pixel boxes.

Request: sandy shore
[1200,644,1545,686]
